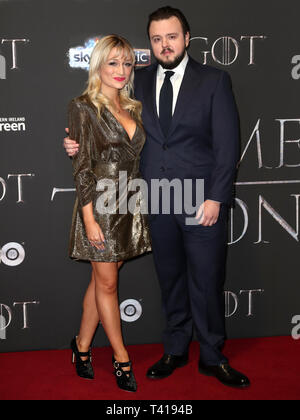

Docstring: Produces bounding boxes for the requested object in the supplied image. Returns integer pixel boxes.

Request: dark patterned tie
[159,71,175,137]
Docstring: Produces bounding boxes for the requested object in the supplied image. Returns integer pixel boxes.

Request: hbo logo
[120,299,142,323]
[0,242,25,266]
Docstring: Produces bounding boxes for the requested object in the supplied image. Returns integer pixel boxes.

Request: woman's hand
[82,203,105,250]
[85,220,106,251]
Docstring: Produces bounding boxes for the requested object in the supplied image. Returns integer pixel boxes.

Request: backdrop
[1,0,300,352]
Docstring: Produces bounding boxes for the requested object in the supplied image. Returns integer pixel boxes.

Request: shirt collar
[157,52,189,78]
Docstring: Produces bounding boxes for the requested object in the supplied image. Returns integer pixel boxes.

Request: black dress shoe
[198,361,250,388]
[147,354,189,379]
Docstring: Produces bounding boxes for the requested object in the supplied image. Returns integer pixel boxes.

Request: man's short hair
[147,6,191,38]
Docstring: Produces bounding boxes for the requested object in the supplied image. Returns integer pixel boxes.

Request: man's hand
[63,128,79,157]
[195,200,221,226]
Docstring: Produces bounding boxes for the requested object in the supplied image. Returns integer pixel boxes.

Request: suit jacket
[134,56,240,205]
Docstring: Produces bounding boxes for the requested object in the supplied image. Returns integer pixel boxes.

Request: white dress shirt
[156,53,189,117]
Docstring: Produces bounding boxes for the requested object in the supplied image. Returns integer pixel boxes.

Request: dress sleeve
[68,99,95,208]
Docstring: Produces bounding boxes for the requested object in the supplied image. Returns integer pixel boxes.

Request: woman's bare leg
[91,261,129,364]
[76,271,99,356]
[76,261,124,359]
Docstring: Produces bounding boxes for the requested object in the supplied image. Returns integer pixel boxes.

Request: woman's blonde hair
[83,35,142,123]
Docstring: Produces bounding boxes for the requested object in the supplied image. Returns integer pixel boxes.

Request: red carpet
[0,336,300,400]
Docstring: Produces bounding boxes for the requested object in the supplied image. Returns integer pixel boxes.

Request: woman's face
[99,47,134,93]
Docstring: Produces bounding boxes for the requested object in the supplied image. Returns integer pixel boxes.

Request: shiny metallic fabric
[68,95,152,262]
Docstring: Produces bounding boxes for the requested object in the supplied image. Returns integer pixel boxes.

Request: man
[65,6,250,388]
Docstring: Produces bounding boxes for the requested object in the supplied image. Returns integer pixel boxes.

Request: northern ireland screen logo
[0,117,26,132]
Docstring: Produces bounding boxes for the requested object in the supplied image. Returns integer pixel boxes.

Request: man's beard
[156,47,187,70]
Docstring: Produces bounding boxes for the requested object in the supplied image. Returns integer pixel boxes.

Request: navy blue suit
[134,57,239,365]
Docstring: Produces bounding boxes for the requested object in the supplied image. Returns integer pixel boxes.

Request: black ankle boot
[112,356,137,392]
[71,337,94,380]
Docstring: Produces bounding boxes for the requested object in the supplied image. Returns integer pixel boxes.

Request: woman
[68,35,151,393]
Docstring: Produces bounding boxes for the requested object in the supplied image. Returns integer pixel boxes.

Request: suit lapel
[142,64,165,141]
[168,58,204,139]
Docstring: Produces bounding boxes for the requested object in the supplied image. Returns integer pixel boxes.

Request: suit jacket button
[160,166,165,172]
[163,144,168,150]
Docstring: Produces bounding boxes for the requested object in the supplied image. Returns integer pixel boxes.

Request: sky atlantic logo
[68,38,97,69]
[68,37,151,70]
[0,38,30,80]
[0,117,26,132]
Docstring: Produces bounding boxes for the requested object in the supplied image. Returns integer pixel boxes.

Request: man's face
[149,16,190,69]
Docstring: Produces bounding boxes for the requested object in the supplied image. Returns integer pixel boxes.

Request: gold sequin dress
[68,95,152,262]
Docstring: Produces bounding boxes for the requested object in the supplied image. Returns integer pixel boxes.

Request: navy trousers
[148,203,229,366]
